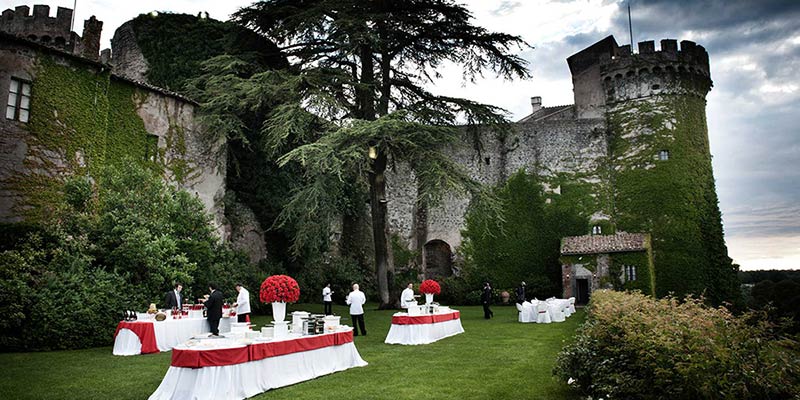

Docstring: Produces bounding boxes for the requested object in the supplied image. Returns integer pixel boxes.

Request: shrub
[554,290,800,399]
[0,163,256,351]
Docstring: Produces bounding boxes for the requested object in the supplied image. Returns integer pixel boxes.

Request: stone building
[0,5,226,235]
[385,35,732,302]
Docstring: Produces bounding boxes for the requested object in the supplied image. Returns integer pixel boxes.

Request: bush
[0,163,257,351]
[554,290,800,399]
[460,170,586,295]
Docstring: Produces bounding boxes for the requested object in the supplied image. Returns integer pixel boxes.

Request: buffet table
[113,318,232,356]
[148,327,367,400]
[384,309,464,345]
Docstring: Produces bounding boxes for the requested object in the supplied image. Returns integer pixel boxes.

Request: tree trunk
[369,151,395,308]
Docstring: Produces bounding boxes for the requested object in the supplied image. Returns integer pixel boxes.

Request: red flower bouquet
[259,275,301,303]
[419,279,441,295]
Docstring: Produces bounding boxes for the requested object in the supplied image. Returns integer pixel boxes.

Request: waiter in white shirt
[322,283,334,315]
[400,283,415,309]
[232,283,251,323]
[345,283,367,336]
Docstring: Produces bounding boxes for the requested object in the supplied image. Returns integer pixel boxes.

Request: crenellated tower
[597,38,735,302]
[0,4,102,60]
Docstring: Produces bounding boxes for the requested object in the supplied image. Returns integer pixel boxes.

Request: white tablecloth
[384,311,465,345]
[113,318,232,355]
[148,335,367,400]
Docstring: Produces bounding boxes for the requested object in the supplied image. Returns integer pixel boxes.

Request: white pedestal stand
[273,321,289,339]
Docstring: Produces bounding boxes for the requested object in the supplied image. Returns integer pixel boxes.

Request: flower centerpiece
[419,279,441,304]
[259,275,300,322]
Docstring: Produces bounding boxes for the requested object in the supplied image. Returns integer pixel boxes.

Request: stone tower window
[625,265,638,281]
[6,78,31,123]
[145,134,159,162]
[659,150,670,161]
[592,225,602,235]
[484,157,490,165]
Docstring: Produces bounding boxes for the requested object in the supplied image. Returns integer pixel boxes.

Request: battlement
[599,39,713,104]
[600,39,710,78]
[0,4,102,60]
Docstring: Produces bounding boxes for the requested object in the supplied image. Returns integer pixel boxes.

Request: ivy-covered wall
[608,94,737,303]
[1,43,225,232]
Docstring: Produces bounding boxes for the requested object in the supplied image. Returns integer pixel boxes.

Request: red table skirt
[171,330,354,368]
[391,311,461,325]
[114,321,159,354]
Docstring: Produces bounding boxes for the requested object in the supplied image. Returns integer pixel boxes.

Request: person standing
[203,283,224,337]
[515,281,526,305]
[481,282,494,319]
[400,283,415,309]
[164,283,183,310]
[232,283,251,323]
[346,283,367,336]
[322,283,334,315]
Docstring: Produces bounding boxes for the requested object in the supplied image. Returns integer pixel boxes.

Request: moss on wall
[12,55,188,221]
[608,94,737,303]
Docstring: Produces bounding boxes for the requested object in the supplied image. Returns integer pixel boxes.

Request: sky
[2,0,798,271]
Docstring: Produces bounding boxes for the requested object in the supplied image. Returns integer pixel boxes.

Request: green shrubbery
[0,164,265,351]
[555,290,800,399]
[459,170,586,299]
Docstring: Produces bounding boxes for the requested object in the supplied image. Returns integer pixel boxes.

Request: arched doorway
[424,239,453,279]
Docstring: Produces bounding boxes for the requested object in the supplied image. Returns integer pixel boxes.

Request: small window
[658,150,669,161]
[484,157,491,165]
[592,225,602,235]
[6,78,31,123]
[145,134,159,162]
[625,265,638,281]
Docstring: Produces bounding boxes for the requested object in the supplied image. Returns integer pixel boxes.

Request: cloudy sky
[3,0,798,270]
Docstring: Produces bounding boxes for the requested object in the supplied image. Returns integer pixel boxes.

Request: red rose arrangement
[259,275,301,303]
[419,279,441,295]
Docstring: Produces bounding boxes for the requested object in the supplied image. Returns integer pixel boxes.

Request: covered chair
[562,300,573,318]
[550,302,565,322]
[516,302,524,323]
[568,297,576,314]
[535,302,551,324]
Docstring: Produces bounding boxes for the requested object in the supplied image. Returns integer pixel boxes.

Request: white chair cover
[535,302,551,324]
[568,297,577,314]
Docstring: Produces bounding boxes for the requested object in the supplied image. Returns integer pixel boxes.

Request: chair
[568,297,576,314]
[535,302,551,324]
[562,300,572,318]
[516,302,524,323]
[550,303,565,322]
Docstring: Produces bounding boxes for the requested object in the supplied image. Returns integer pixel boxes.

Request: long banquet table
[113,317,232,356]
[384,309,464,345]
[148,327,367,400]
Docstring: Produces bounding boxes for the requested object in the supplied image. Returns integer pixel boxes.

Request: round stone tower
[603,39,737,303]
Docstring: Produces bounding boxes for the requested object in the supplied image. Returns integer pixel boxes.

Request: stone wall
[0,37,226,237]
[109,21,148,82]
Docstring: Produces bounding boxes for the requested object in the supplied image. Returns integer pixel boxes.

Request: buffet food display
[112,306,233,356]
[385,303,464,345]
[148,317,367,400]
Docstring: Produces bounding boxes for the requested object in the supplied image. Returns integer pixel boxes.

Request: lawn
[0,304,584,400]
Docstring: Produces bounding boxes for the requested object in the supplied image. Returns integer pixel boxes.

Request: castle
[0,5,735,303]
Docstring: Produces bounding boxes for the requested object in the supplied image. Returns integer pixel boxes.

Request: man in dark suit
[515,281,526,305]
[164,283,183,310]
[203,283,224,337]
[481,282,494,319]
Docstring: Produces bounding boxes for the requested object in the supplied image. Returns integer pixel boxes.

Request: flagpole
[71,0,77,32]
[628,1,634,52]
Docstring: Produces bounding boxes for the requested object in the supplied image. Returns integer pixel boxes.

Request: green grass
[0,304,584,400]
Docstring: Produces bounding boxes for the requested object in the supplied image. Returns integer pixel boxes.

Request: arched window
[592,225,602,235]
[659,150,670,161]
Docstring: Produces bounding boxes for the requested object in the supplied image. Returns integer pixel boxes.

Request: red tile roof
[561,233,649,255]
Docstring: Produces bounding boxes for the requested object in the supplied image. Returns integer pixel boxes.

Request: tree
[208,0,530,307]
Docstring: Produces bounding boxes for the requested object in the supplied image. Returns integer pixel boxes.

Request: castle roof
[517,104,573,123]
[560,233,649,255]
[0,31,198,105]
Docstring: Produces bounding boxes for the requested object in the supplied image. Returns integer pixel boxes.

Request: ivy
[608,94,738,304]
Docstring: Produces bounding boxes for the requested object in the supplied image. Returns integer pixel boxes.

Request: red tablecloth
[114,321,159,354]
[391,311,461,325]
[171,330,354,368]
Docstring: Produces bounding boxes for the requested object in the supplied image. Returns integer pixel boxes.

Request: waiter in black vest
[201,282,224,337]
